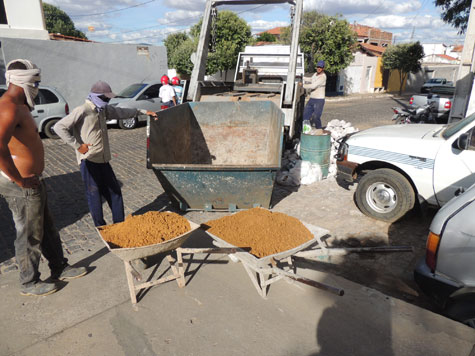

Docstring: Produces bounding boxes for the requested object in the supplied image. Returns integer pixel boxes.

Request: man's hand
[78,143,92,154]
[18,175,40,189]
[146,111,158,118]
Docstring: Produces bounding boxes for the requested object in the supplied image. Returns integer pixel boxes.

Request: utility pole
[449,0,475,122]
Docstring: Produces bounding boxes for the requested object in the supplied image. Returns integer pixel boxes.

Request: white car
[0,85,69,139]
[336,115,475,221]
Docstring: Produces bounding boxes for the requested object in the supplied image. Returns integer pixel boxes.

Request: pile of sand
[203,208,313,258]
[100,211,191,248]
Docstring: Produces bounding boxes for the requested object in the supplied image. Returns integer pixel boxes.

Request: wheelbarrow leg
[124,261,137,304]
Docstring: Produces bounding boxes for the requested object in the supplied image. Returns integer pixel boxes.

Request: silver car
[0,85,69,139]
[415,180,475,327]
[107,81,163,130]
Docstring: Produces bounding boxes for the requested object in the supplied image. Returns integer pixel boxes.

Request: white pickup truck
[336,114,475,222]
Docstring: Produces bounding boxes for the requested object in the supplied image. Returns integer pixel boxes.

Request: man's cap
[90,80,116,98]
[317,60,325,68]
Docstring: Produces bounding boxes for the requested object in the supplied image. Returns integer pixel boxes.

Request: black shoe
[51,265,87,281]
[20,281,58,296]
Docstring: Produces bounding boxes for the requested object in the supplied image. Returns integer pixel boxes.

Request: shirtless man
[0,59,86,296]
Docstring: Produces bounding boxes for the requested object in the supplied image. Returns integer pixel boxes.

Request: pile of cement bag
[325,119,359,177]
[276,119,358,186]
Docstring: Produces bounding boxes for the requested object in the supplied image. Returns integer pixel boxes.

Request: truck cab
[336,114,475,222]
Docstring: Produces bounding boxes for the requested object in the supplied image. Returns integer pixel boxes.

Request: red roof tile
[436,54,458,61]
[256,27,284,36]
[49,33,93,42]
[359,42,386,56]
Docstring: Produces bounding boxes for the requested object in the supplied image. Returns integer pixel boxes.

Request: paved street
[0,94,449,311]
[1,93,475,355]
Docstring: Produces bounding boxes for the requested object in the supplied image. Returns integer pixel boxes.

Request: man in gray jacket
[54,81,157,227]
[303,60,327,129]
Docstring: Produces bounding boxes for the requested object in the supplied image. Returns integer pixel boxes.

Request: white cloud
[304,0,420,16]
[248,20,289,33]
[158,10,203,25]
[361,15,444,29]
[162,0,206,12]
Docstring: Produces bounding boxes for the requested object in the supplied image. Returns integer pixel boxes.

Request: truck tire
[43,119,60,139]
[355,168,415,222]
[119,117,138,130]
[445,299,475,328]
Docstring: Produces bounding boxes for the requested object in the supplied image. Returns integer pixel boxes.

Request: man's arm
[106,106,157,120]
[54,109,84,151]
[303,74,326,91]
[0,104,38,188]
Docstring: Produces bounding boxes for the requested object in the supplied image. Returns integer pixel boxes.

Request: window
[140,84,161,99]
[39,89,59,104]
[0,1,7,25]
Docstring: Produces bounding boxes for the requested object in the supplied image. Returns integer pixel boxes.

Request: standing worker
[303,60,327,129]
[171,76,183,105]
[159,75,177,108]
[0,59,87,296]
[54,81,158,227]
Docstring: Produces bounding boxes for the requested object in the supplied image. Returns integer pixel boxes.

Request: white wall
[0,0,49,40]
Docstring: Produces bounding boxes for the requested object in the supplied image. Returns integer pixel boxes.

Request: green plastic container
[300,133,331,178]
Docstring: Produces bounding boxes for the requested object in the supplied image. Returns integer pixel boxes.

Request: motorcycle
[392,102,437,124]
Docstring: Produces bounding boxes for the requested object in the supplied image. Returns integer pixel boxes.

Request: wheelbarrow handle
[273,268,344,296]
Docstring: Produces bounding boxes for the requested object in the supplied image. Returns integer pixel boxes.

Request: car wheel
[446,299,475,328]
[43,119,60,139]
[355,168,415,222]
[119,117,138,130]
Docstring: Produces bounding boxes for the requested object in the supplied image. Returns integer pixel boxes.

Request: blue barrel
[300,133,331,178]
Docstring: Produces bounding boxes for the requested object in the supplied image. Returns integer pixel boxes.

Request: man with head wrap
[54,81,158,227]
[0,59,87,296]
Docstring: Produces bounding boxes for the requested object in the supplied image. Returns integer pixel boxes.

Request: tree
[382,42,424,95]
[164,32,189,67]
[191,10,252,75]
[281,11,357,74]
[435,0,471,34]
[255,32,276,42]
[169,39,196,76]
[43,3,87,39]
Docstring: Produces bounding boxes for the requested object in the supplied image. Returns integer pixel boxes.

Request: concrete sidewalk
[1,230,474,356]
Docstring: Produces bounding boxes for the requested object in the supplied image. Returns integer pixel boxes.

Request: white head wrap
[5,59,41,110]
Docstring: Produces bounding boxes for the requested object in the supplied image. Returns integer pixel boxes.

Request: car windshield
[117,83,147,98]
[428,79,443,84]
[442,112,475,138]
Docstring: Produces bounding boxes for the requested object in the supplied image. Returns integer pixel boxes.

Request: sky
[46,0,465,46]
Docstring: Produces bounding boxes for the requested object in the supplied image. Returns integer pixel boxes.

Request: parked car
[107,81,163,129]
[421,78,453,93]
[0,85,69,139]
[414,182,475,328]
[410,85,454,124]
[336,113,475,222]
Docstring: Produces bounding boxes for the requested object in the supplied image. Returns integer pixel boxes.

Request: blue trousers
[0,176,67,286]
[80,160,124,227]
[303,98,325,129]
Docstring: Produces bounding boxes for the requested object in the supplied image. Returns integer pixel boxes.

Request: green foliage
[190,10,252,74]
[435,0,470,34]
[164,32,189,67]
[281,11,357,74]
[169,39,196,76]
[256,32,276,42]
[43,3,87,39]
[382,42,424,94]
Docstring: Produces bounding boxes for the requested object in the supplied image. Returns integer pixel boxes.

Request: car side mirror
[455,133,470,150]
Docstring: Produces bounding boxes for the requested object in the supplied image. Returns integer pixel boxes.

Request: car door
[433,125,475,205]
[30,90,47,127]
[136,84,162,111]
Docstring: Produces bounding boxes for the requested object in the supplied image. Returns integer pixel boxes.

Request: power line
[108,4,267,43]
[70,0,158,18]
